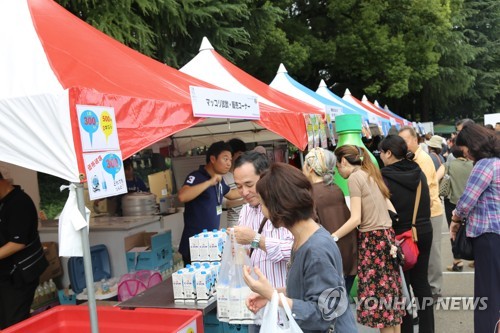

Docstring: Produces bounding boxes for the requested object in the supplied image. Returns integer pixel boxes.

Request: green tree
[57,0,163,58]
[457,0,500,116]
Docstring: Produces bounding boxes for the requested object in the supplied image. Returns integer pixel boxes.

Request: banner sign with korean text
[189,86,260,119]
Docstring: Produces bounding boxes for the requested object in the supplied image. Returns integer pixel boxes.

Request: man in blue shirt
[178,141,241,264]
[123,159,149,192]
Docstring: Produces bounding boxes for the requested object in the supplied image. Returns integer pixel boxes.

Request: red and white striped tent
[0,0,313,184]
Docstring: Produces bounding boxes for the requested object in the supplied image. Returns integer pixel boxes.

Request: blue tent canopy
[269,64,368,120]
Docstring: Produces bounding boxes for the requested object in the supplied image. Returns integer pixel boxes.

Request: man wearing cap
[0,169,48,329]
[399,126,444,300]
[427,135,446,181]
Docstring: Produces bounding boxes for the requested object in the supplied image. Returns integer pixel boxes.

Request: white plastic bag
[229,244,255,324]
[260,291,303,333]
[216,229,236,322]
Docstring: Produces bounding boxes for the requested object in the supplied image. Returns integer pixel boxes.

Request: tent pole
[299,151,304,169]
[75,182,99,333]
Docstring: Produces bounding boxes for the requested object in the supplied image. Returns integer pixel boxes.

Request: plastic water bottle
[49,279,57,297]
[101,279,110,293]
[43,281,51,299]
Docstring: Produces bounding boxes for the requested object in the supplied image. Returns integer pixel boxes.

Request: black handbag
[452,221,474,261]
[10,236,48,286]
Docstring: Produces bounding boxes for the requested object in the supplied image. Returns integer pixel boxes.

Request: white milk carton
[198,233,210,261]
[228,285,256,324]
[172,269,186,303]
[229,286,243,322]
[189,234,200,262]
[182,268,197,303]
[240,285,256,323]
[216,282,230,321]
[195,270,212,302]
[208,233,224,261]
[210,262,220,294]
[201,263,215,294]
[218,228,228,245]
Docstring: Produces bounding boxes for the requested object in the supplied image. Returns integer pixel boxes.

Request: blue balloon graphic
[80,110,99,145]
[102,154,122,180]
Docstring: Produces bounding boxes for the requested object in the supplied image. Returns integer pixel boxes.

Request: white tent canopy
[0,1,79,181]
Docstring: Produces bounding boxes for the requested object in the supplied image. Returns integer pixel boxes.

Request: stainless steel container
[121,192,157,216]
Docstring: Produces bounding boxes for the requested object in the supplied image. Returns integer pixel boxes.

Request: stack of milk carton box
[171,229,226,303]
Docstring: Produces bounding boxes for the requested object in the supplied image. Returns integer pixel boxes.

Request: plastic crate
[3,306,203,333]
[117,270,162,301]
[222,323,248,333]
[203,308,221,333]
[68,244,111,294]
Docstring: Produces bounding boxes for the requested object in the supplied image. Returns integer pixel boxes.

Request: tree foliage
[56,0,499,121]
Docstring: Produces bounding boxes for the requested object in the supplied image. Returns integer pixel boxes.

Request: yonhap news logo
[351,296,488,311]
[318,287,349,320]
[433,297,488,311]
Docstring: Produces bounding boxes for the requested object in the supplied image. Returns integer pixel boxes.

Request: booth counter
[38,210,185,287]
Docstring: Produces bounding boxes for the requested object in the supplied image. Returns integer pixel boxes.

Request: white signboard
[190,86,260,119]
[325,105,343,120]
[484,113,500,127]
[83,151,127,200]
[77,105,120,152]
[368,114,379,125]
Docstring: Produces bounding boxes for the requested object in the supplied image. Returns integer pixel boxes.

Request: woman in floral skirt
[333,145,405,333]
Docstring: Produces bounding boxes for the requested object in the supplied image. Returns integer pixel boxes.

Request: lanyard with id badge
[215,182,223,215]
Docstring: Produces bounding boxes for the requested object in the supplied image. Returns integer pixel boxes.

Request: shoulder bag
[439,165,451,198]
[453,219,474,260]
[395,181,421,271]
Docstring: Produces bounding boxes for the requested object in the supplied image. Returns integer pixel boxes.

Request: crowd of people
[175,119,499,333]
[184,120,500,332]
[1,118,497,331]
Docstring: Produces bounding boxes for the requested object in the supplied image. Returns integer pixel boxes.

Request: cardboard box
[83,183,119,217]
[148,170,174,203]
[125,231,173,271]
[39,242,63,283]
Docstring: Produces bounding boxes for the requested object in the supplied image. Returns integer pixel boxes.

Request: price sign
[83,151,127,200]
[77,105,120,151]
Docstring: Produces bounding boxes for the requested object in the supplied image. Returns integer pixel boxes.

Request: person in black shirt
[379,135,435,333]
[0,169,48,329]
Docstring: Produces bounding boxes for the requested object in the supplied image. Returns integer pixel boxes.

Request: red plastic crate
[3,306,203,333]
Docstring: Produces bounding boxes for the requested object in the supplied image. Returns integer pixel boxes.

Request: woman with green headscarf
[302,147,357,292]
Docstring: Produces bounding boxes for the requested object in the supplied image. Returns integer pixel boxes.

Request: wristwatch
[332,234,339,242]
[251,233,261,249]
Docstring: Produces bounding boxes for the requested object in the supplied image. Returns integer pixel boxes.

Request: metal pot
[121,192,157,216]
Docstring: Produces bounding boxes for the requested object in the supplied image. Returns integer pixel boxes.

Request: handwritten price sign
[80,110,99,145]
[77,105,120,152]
[84,151,127,200]
[100,111,113,143]
[102,153,121,180]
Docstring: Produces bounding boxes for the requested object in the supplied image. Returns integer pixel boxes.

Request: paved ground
[354,215,475,332]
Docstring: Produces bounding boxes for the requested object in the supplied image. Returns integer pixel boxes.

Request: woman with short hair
[302,147,357,293]
[242,163,358,332]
